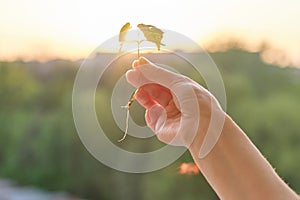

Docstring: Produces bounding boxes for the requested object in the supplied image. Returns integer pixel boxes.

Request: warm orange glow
[0,0,300,67]
[179,162,200,175]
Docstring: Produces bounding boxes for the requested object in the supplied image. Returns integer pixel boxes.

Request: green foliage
[0,48,299,199]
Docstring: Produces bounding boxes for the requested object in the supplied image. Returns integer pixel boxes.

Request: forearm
[189,114,299,200]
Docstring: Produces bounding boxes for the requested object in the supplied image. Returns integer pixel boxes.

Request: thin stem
[118,108,130,142]
[118,32,144,142]
[118,90,138,142]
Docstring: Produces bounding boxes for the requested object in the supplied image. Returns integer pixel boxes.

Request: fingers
[132,57,148,68]
[126,68,151,88]
[127,56,199,117]
[144,104,167,132]
[134,88,156,109]
[136,84,172,108]
[126,57,195,112]
[128,57,176,107]
[126,57,200,147]
[126,57,189,90]
[126,57,152,87]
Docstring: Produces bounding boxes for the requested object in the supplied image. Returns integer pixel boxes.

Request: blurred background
[0,0,299,199]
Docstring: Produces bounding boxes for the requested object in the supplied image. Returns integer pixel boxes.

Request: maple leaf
[137,23,165,50]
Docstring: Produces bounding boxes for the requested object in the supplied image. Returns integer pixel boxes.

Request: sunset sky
[0,0,299,67]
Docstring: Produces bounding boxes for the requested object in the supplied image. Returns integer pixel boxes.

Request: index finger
[126,57,188,90]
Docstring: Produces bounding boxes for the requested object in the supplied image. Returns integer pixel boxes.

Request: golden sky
[0,0,299,67]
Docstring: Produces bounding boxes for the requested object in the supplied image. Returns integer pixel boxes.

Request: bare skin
[126,57,299,200]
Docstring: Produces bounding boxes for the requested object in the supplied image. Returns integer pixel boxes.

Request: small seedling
[118,22,164,142]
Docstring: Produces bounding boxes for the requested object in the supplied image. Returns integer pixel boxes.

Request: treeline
[0,49,299,199]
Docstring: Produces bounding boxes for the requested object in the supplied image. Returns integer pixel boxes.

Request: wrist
[188,113,233,157]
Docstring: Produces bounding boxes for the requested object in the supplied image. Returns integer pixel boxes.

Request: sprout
[118,22,164,142]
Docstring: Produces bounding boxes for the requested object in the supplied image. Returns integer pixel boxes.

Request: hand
[128,57,300,199]
[126,57,225,155]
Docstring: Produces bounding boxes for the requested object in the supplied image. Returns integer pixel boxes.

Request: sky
[0,0,299,67]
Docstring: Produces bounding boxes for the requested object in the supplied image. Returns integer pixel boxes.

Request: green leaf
[137,23,165,50]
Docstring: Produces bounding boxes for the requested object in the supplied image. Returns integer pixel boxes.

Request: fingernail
[132,60,139,68]
[139,57,149,65]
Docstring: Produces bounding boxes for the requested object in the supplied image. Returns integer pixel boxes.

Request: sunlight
[0,0,300,66]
